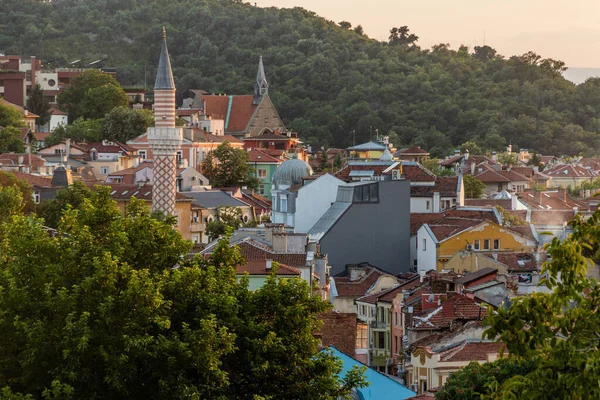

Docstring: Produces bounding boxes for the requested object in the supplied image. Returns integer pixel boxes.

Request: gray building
[308,178,410,275]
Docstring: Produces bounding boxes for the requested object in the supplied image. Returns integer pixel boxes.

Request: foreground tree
[201,142,258,189]
[0,100,25,128]
[478,212,600,398]
[0,126,25,153]
[26,84,52,129]
[57,70,128,122]
[0,170,34,214]
[0,188,366,399]
[205,205,244,241]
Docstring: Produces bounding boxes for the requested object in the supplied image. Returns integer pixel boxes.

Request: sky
[257,0,600,68]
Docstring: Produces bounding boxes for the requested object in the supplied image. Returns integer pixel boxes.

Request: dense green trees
[26,84,52,129]
[101,106,154,142]
[3,0,600,155]
[0,185,366,399]
[201,142,258,189]
[463,175,486,199]
[56,70,128,122]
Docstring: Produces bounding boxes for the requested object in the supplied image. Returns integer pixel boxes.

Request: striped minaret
[147,27,182,215]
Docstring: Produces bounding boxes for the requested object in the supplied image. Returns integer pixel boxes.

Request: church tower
[253,55,269,104]
[147,27,182,215]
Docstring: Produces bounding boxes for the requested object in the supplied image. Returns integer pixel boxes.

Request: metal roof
[154,27,175,90]
[347,141,387,151]
[308,201,352,242]
[349,170,375,177]
[184,191,250,209]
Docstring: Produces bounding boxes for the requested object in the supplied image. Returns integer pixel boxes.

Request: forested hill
[3,0,600,156]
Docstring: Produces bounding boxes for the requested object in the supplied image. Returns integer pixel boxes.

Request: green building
[247,149,283,197]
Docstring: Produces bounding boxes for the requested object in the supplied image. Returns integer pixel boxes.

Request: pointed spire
[154,26,175,90]
[254,55,269,98]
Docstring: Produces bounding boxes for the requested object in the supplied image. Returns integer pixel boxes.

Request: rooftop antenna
[483,30,486,46]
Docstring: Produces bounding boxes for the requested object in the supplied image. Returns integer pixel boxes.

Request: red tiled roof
[402,164,437,182]
[438,340,505,362]
[410,294,485,330]
[334,265,396,297]
[236,241,307,268]
[176,108,202,117]
[7,171,53,187]
[33,132,51,141]
[399,146,430,155]
[238,260,301,276]
[544,164,596,178]
[0,153,47,171]
[410,177,459,197]
[410,209,499,237]
[496,253,541,272]
[200,95,229,120]
[439,154,463,167]
[49,106,67,116]
[530,210,575,225]
[519,189,588,211]
[94,183,191,201]
[228,95,257,132]
[464,199,512,209]
[247,148,282,163]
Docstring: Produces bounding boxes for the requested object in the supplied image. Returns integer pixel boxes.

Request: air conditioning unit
[392,169,401,180]
[411,384,417,392]
[466,244,473,250]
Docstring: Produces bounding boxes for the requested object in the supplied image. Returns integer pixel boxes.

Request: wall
[438,222,537,269]
[317,312,357,358]
[444,252,509,274]
[332,296,357,314]
[246,96,287,137]
[295,174,344,233]
[321,180,411,275]
[416,227,438,273]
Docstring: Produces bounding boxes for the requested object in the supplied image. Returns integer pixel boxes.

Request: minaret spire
[254,55,269,104]
[147,27,182,215]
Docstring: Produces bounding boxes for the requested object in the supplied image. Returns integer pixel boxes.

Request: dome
[272,155,313,187]
[379,146,393,161]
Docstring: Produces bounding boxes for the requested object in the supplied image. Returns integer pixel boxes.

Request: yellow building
[407,340,505,395]
[346,141,387,160]
[417,219,538,271]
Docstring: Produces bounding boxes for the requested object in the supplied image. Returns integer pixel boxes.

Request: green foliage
[464,175,486,198]
[0,189,366,398]
[45,118,102,146]
[497,152,519,166]
[435,357,539,400]
[56,70,127,122]
[0,126,25,153]
[422,158,457,177]
[0,170,34,214]
[101,106,154,142]
[201,142,258,189]
[496,206,526,228]
[3,1,600,155]
[479,211,600,398]
[205,206,243,241]
[26,84,52,128]
[0,100,25,128]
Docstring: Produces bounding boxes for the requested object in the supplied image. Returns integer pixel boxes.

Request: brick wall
[316,311,357,358]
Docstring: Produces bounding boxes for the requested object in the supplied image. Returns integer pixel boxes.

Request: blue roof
[347,141,387,151]
[328,347,416,400]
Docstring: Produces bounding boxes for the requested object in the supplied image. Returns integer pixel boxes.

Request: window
[280,198,287,213]
[484,239,490,250]
[100,166,110,175]
[474,239,480,250]
[258,184,265,195]
[422,238,426,251]
[394,312,397,326]
[33,193,40,204]
[356,324,368,349]
[176,150,183,163]
[54,149,62,155]
[426,200,430,210]
[257,169,267,178]
[493,239,500,250]
[377,332,385,349]
[394,335,398,354]
[139,150,147,160]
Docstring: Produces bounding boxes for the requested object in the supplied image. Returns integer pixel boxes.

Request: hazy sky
[258,0,600,68]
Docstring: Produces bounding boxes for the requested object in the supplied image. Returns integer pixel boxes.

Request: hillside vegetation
[3,0,600,156]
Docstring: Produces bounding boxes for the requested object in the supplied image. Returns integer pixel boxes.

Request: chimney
[433,191,441,213]
[511,193,518,210]
[558,188,566,201]
[537,191,542,206]
[464,150,470,161]
[272,232,288,252]
[574,207,578,215]
[266,259,272,270]
[507,144,512,154]
[18,155,24,165]
[419,270,426,283]
[470,162,475,176]
[65,138,71,160]
[491,151,497,163]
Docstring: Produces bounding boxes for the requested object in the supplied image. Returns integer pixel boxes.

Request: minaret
[147,27,182,215]
[253,55,269,104]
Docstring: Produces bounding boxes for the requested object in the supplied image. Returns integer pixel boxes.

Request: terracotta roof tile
[438,340,505,362]
[544,164,596,178]
[227,95,257,132]
[398,146,430,155]
[0,153,47,171]
[6,171,53,187]
[247,148,282,163]
[238,260,301,276]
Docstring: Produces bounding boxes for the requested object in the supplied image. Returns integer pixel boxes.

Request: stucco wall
[321,180,411,275]
[417,227,438,273]
[295,174,344,233]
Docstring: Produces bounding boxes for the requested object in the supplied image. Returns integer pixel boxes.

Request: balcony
[370,320,388,330]
[189,222,205,232]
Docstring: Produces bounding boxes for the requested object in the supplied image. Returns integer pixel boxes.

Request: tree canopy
[101,106,154,143]
[26,83,52,128]
[56,69,128,122]
[0,185,366,399]
[201,142,258,189]
[463,175,486,199]
[3,0,600,155]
